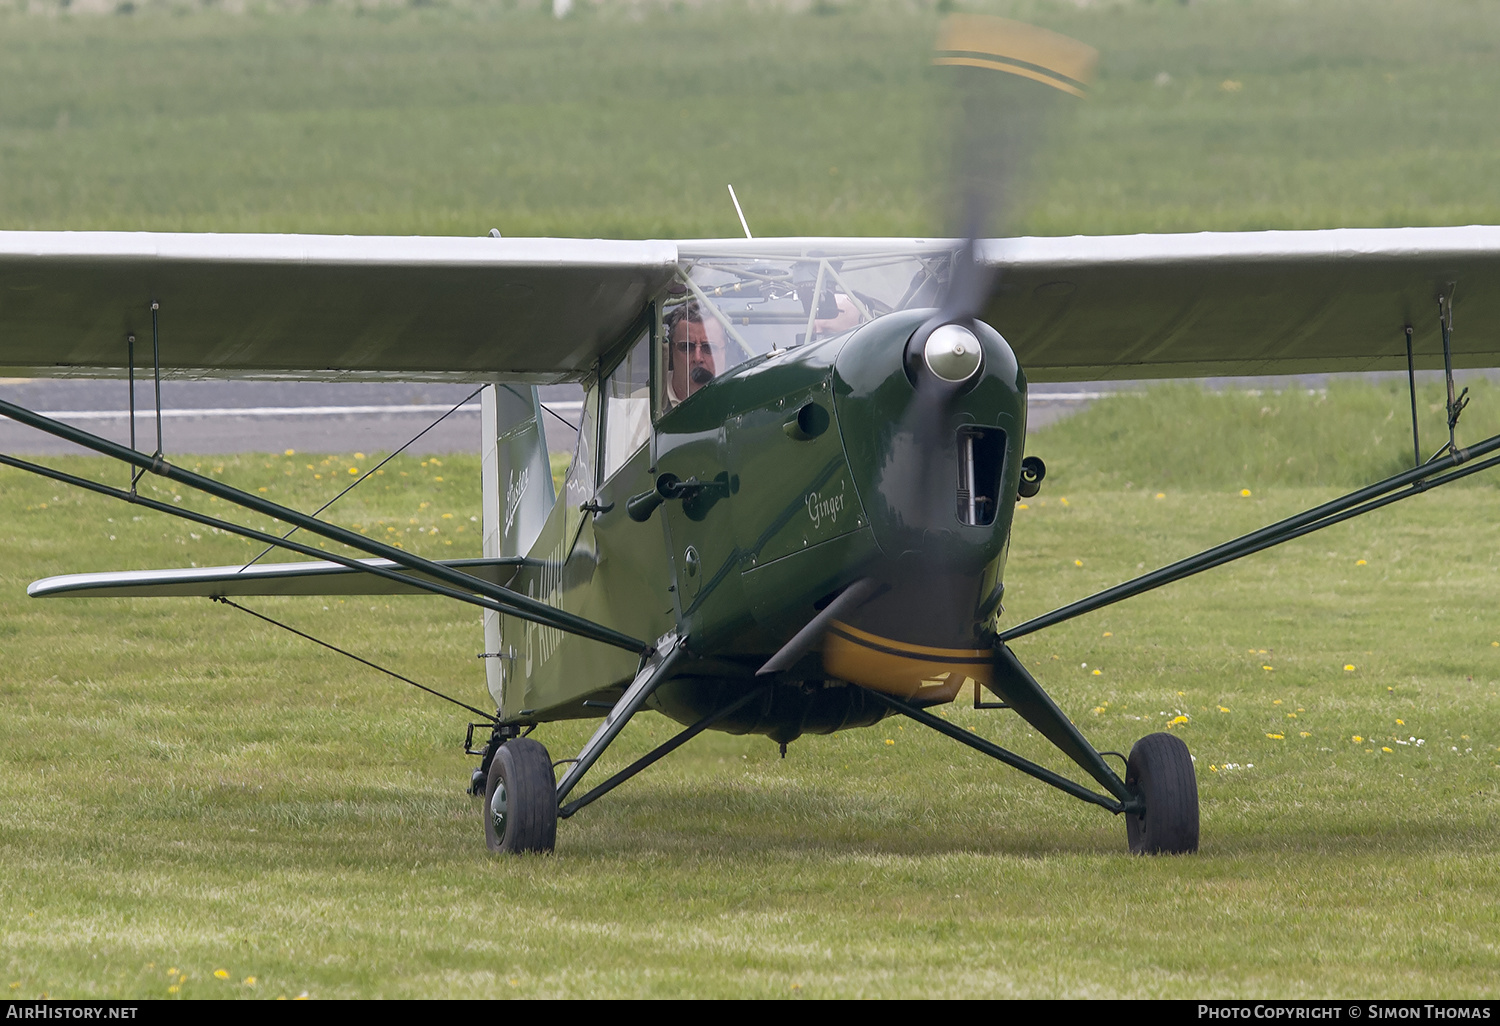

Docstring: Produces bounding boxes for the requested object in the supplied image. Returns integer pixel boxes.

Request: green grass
[1040,379,1500,491]
[3,391,1500,997]
[1,0,1498,238]
[3,0,1500,1000]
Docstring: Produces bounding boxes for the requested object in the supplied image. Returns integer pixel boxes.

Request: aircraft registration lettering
[523,534,569,678]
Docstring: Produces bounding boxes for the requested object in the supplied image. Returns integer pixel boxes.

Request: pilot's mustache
[690,366,714,386]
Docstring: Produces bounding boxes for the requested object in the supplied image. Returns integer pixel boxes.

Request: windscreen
[662,249,955,399]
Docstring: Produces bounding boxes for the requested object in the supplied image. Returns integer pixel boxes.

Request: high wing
[978,225,1500,381]
[1,225,1496,384]
[0,232,677,382]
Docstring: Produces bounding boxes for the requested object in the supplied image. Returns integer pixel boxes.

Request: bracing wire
[238,385,485,571]
[212,595,498,723]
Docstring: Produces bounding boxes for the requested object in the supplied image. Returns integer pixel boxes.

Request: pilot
[813,293,861,339]
[664,302,726,406]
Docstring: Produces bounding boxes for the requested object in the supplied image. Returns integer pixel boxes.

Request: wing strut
[1000,426,1500,643]
[0,397,647,654]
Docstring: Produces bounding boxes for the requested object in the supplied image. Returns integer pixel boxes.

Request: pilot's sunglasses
[672,340,723,355]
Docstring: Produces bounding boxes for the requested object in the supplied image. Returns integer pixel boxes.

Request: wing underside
[0,232,678,382]
[977,226,1500,381]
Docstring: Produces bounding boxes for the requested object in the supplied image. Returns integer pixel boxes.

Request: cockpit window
[659,248,954,410]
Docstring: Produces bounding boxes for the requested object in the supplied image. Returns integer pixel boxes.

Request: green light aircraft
[2,17,1499,857]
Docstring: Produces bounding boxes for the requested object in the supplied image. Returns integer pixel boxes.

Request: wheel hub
[490,781,508,837]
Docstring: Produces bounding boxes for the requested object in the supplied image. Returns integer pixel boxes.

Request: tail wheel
[484,737,558,854]
[1124,732,1199,855]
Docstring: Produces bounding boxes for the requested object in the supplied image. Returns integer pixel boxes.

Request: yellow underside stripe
[829,620,991,661]
[823,622,992,701]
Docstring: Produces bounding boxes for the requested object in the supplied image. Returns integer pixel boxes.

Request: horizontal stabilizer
[28,556,525,599]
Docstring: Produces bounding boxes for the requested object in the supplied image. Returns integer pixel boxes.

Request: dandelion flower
[1218,706,1230,713]
[1168,715,1189,727]
[1396,719,1405,726]
[1356,559,1367,565]
[1382,747,1393,753]
[1345,664,1356,671]
[1017,503,1029,509]
[1092,706,1106,714]
[1239,488,1252,497]
[1273,699,1282,705]
[168,986,180,995]
[1299,731,1311,738]
[884,739,894,745]
[244,977,256,986]
[214,970,229,980]
[1155,492,1165,499]
[1059,497,1070,506]
[1103,632,1113,638]
[348,467,359,475]
[1073,559,1083,567]
[1267,733,1284,740]
[1352,736,1364,743]
[354,452,365,460]
[1263,665,1273,671]
[1092,669,1102,676]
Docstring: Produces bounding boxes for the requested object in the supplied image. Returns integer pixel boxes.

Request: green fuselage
[497,307,1027,743]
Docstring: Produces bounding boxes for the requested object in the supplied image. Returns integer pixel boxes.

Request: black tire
[1124,732,1199,855]
[484,737,558,854]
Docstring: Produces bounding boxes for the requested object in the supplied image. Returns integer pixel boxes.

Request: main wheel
[1124,732,1199,855]
[483,737,558,854]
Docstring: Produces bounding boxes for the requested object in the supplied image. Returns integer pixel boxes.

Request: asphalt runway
[2,372,1488,457]
[0,378,1103,457]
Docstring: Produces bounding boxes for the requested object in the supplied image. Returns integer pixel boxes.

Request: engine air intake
[956,426,1005,526]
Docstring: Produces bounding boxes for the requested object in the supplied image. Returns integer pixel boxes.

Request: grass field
[2,390,1499,998]
[1,0,1499,238]
[3,0,1500,1001]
